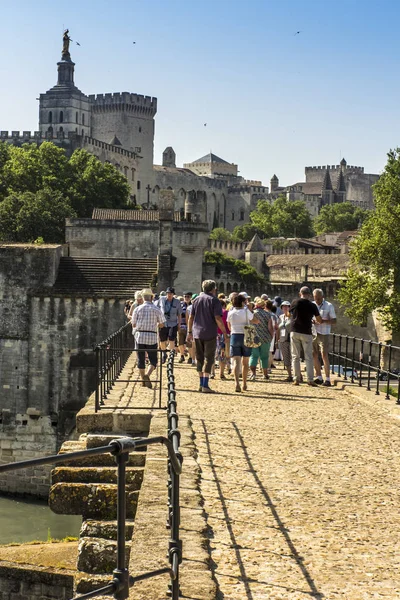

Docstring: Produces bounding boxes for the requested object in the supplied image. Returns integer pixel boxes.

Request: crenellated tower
[89,92,157,202]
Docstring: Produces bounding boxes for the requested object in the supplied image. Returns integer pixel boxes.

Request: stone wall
[0,563,73,600]
[0,413,57,498]
[66,218,209,294]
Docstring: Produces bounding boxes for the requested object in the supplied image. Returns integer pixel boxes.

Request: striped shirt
[132,302,166,345]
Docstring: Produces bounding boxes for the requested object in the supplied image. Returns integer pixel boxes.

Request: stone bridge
[43,351,400,599]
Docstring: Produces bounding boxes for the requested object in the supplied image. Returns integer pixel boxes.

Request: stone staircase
[53,257,158,296]
[49,419,150,594]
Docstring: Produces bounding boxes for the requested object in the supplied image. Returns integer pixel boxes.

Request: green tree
[0,190,76,243]
[231,223,260,242]
[337,149,400,332]
[209,227,232,241]
[0,142,131,241]
[68,149,130,217]
[204,251,265,285]
[313,202,370,235]
[250,196,314,238]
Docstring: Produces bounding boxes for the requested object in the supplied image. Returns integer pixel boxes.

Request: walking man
[312,288,337,386]
[131,289,166,388]
[178,292,192,363]
[187,280,229,393]
[157,287,182,363]
[290,286,322,387]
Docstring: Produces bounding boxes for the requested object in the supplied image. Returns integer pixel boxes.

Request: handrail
[329,333,400,403]
[0,350,182,600]
[94,322,164,411]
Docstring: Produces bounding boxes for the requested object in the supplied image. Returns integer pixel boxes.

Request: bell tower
[39,30,91,139]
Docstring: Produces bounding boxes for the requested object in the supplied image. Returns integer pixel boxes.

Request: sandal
[235,385,242,393]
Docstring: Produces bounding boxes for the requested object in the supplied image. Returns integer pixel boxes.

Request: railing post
[375,342,382,395]
[95,346,100,413]
[344,336,349,380]
[331,333,336,375]
[367,340,372,391]
[338,335,342,377]
[113,449,130,600]
[359,339,364,386]
[385,343,392,400]
[351,337,356,383]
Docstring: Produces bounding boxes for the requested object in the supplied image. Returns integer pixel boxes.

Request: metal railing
[329,333,400,403]
[0,351,182,600]
[94,322,164,411]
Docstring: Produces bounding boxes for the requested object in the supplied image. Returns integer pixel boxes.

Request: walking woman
[249,298,274,380]
[278,301,293,381]
[227,294,259,393]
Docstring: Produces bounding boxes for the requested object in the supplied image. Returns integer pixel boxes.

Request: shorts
[178,329,187,346]
[137,343,158,370]
[195,338,217,373]
[313,333,330,354]
[230,333,252,358]
[159,325,178,343]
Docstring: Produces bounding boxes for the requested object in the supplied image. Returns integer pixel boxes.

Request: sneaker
[227,368,232,375]
[314,378,323,385]
[179,356,185,363]
[322,380,332,387]
[271,364,277,369]
[220,374,227,380]
[308,381,318,387]
[201,386,215,394]
[187,358,193,365]
[192,361,197,367]
[198,385,203,392]
[249,374,256,381]
[284,376,293,382]
[210,374,215,379]
[293,380,300,386]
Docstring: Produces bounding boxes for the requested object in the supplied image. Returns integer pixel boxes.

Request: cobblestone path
[174,362,400,599]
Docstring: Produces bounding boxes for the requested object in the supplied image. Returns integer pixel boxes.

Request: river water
[0,496,82,544]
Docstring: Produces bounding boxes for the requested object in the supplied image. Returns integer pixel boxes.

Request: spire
[56,29,76,89]
[322,167,333,191]
[337,169,346,193]
[246,234,265,253]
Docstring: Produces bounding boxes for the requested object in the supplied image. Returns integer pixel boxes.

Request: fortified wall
[0,245,133,496]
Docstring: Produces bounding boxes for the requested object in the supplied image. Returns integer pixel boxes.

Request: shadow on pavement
[232,422,324,599]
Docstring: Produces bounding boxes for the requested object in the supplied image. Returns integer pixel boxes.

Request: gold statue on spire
[62,29,71,58]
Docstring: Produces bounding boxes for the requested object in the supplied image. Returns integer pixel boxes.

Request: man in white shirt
[132,289,166,388]
[312,288,336,387]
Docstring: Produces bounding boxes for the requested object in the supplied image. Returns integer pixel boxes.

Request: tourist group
[124,282,336,393]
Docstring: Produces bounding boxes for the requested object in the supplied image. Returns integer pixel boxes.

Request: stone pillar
[158,189,175,291]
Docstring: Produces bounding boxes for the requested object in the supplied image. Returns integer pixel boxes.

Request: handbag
[243,308,261,348]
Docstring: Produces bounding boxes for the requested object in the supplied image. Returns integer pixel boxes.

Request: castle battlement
[84,136,140,158]
[89,92,157,115]
[0,130,76,141]
[305,165,364,173]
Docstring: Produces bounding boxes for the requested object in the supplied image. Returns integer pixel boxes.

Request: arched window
[49,111,52,123]
[81,129,84,137]
[76,112,78,123]
[82,113,85,125]
[137,181,141,190]
[59,126,63,132]
[231,211,235,221]
[59,111,63,123]
[240,210,245,221]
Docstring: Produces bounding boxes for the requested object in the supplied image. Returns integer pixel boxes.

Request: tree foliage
[231,223,261,242]
[313,202,370,235]
[204,251,265,284]
[337,149,400,333]
[0,142,130,242]
[250,196,314,238]
[209,227,232,241]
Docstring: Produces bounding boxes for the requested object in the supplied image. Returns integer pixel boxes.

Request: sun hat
[281,301,291,306]
[255,298,266,308]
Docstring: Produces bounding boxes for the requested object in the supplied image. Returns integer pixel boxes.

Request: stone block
[51,466,143,487]
[49,482,139,519]
[77,537,130,573]
[26,408,42,417]
[80,519,135,541]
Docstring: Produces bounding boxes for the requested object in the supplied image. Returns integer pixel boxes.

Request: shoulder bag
[243,308,261,348]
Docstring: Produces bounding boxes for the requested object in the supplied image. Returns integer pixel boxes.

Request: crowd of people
[124,281,336,392]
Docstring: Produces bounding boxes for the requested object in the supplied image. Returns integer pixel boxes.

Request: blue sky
[0,0,398,185]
